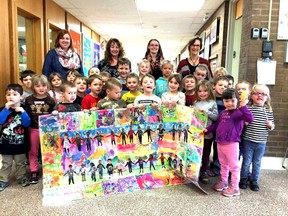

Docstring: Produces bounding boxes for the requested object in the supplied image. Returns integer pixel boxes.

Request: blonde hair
[213,67,227,77]
[182,74,197,90]
[235,80,252,92]
[106,77,122,90]
[248,84,272,110]
[31,75,50,94]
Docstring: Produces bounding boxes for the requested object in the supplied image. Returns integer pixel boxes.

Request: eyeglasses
[191,44,200,47]
[252,92,267,96]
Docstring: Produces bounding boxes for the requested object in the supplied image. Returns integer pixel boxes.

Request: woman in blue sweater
[42,29,83,80]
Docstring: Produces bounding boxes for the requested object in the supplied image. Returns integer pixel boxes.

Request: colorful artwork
[69,29,81,55]
[93,42,100,66]
[40,105,207,204]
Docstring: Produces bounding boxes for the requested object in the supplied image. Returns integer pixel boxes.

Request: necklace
[189,56,199,65]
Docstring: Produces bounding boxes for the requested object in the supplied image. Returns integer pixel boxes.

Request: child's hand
[90,107,98,111]
[238,100,246,108]
[14,107,24,113]
[5,101,14,109]
[151,103,158,108]
[266,120,273,129]
[127,104,134,109]
[52,110,59,115]
[198,108,206,113]
[171,101,177,107]
[199,129,207,135]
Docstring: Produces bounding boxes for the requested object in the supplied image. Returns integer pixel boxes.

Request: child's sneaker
[239,178,249,189]
[249,180,259,191]
[222,185,240,197]
[213,180,228,192]
[30,172,39,184]
[199,172,209,184]
[19,178,30,187]
[0,181,9,192]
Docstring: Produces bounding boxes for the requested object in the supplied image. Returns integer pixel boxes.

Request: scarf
[55,47,80,70]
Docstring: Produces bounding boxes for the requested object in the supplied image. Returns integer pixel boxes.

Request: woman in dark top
[144,39,164,80]
[177,36,213,80]
[98,38,125,77]
[42,29,83,80]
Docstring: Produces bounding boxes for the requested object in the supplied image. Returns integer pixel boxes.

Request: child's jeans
[29,127,40,173]
[240,140,266,181]
[218,142,240,187]
[200,138,213,173]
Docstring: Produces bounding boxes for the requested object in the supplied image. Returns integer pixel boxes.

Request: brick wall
[240,0,288,156]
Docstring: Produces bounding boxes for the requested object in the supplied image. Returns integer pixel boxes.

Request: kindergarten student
[74,75,87,105]
[226,75,235,89]
[20,70,36,101]
[64,164,77,185]
[106,159,114,179]
[213,67,227,78]
[80,164,86,182]
[204,88,253,197]
[138,59,151,81]
[193,81,218,184]
[0,84,31,191]
[240,84,275,192]
[134,74,161,107]
[154,60,173,98]
[236,81,252,105]
[161,74,185,106]
[122,73,142,105]
[159,153,166,168]
[125,158,133,173]
[117,57,131,96]
[61,133,72,154]
[182,74,197,106]
[89,162,97,182]
[81,75,103,110]
[194,64,209,82]
[48,72,63,103]
[97,160,105,179]
[88,66,100,77]
[96,78,126,109]
[116,159,124,176]
[25,75,56,184]
[98,71,111,99]
[66,69,80,83]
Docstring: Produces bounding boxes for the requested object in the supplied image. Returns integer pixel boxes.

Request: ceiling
[53,0,225,63]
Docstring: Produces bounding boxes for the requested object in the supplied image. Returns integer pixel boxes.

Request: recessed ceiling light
[136,0,204,12]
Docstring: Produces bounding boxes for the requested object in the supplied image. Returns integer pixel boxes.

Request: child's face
[236,83,250,97]
[183,78,196,92]
[118,64,130,78]
[6,89,22,107]
[89,68,100,76]
[214,80,228,96]
[168,77,180,93]
[228,80,234,89]
[139,63,150,75]
[106,85,122,100]
[89,78,103,96]
[67,73,76,83]
[101,76,109,90]
[141,77,155,94]
[197,85,209,101]
[126,77,139,92]
[34,82,48,97]
[62,87,77,103]
[162,63,173,78]
[194,69,207,82]
[51,76,62,88]
[74,78,87,93]
[22,76,33,89]
[223,96,238,110]
[251,86,268,106]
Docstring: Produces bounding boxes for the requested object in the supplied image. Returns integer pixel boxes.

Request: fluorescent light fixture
[136,0,204,12]
[18,27,25,32]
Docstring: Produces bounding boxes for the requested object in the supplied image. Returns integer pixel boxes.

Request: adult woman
[98,38,125,77]
[42,29,83,80]
[144,39,164,80]
[177,37,213,80]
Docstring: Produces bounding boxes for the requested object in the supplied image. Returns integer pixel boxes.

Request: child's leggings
[29,127,40,173]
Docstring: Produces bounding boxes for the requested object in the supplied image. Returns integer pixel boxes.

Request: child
[121,73,142,105]
[179,159,184,173]
[226,75,234,89]
[64,164,77,185]
[138,59,151,81]
[134,74,161,107]
[182,74,197,106]
[194,64,209,82]
[79,164,86,182]
[53,82,82,113]
[88,66,100,77]
[240,84,274,191]
[20,70,36,101]
[97,160,105,179]
[135,156,145,173]
[236,81,252,105]
[193,81,218,184]
[203,88,254,197]
[98,71,111,99]
[106,159,114,179]
[125,158,133,173]
[117,57,131,96]
[89,162,97,182]
[116,159,124,176]
[213,67,227,78]
[161,74,185,106]
[48,72,63,103]
[74,76,87,105]
[0,84,31,191]
[146,154,156,171]
[66,69,80,83]
[154,60,173,98]
[61,133,71,154]
[158,153,166,168]
[25,75,56,184]
[81,75,103,111]
[96,78,126,109]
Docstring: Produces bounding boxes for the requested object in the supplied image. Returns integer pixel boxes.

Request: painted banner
[69,29,81,55]
[83,36,93,77]
[39,105,207,205]
[93,42,100,67]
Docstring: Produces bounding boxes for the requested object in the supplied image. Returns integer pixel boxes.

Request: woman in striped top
[240,84,275,191]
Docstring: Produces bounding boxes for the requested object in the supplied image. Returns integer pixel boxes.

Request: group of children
[0,59,274,199]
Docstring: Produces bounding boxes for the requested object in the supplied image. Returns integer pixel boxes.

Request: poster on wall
[93,42,100,67]
[83,36,93,77]
[204,26,211,60]
[277,0,288,40]
[69,29,81,55]
[210,18,219,45]
[39,105,207,205]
